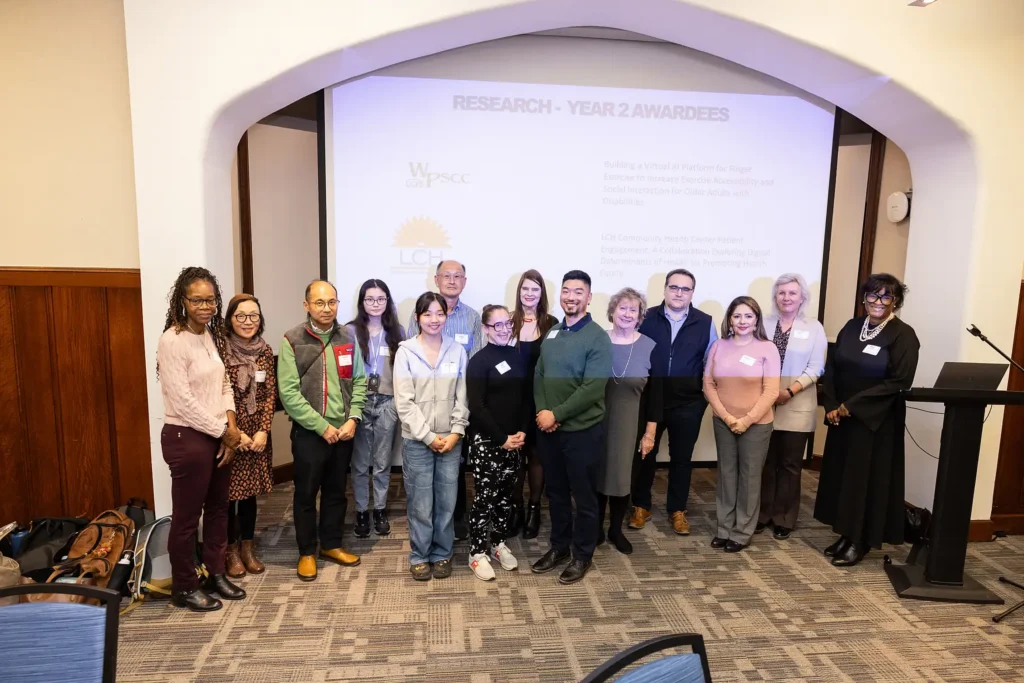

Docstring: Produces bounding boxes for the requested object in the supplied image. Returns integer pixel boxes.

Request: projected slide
[329,75,834,329]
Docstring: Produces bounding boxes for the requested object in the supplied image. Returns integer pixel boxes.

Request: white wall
[246,122,321,467]
[122,0,1024,520]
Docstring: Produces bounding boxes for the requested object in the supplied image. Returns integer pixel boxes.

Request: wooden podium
[884,387,1024,604]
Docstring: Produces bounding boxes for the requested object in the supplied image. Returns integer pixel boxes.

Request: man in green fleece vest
[279,280,367,582]
[530,270,612,585]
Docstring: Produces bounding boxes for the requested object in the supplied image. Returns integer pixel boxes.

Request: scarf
[226,333,268,416]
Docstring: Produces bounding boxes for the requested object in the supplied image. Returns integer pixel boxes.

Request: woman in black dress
[814,273,920,567]
[510,269,559,539]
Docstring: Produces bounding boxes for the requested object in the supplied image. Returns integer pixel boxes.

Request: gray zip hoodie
[394,335,470,445]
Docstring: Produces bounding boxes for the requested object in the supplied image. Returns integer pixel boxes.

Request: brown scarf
[226,333,268,416]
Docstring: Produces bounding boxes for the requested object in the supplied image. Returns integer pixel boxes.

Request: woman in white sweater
[757,274,828,540]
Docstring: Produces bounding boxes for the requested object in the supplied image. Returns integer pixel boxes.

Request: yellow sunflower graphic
[392,217,452,249]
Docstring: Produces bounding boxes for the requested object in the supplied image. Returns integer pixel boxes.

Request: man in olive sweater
[279,280,367,582]
[531,270,612,585]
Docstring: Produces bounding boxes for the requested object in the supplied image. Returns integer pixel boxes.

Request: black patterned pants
[469,435,521,556]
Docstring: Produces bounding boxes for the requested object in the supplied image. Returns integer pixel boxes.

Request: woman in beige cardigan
[758,274,827,540]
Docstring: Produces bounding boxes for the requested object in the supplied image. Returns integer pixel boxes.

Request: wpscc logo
[406,162,471,188]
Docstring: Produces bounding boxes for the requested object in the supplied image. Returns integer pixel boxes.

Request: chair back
[0,583,120,683]
[582,633,712,683]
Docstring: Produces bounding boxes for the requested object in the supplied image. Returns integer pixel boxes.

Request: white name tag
[863,345,881,356]
[443,361,459,374]
[255,370,267,383]
[380,347,390,357]
[339,355,353,367]
[739,355,756,367]
[454,333,470,345]
[792,330,810,340]
[496,361,511,375]
[547,330,559,340]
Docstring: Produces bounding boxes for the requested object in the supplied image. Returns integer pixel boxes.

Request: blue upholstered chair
[582,633,713,683]
[0,583,121,683]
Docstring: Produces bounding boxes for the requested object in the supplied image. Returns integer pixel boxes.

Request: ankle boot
[239,540,265,574]
[172,588,222,612]
[225,542,246,579]
[511,498,525,535]
[607,496,633,555]
[204,574,247,600]
[522,503,541,539]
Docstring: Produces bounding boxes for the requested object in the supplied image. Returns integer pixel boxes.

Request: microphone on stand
[966,324,1024,375]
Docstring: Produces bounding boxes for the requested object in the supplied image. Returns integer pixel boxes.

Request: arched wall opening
[125,0,984,519]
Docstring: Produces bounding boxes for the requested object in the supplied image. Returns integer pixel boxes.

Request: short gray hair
[770,273,810,318]
[607,287,647,327]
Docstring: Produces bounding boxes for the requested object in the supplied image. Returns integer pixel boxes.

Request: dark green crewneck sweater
[533,313,612,432]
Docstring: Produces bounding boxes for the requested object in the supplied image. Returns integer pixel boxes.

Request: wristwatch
[786,387,795,398]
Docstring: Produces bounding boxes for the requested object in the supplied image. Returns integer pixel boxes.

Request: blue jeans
[403,438,461,565]
[352,393,398,512]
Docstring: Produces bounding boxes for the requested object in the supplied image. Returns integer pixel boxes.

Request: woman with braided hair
[157,266,247,612]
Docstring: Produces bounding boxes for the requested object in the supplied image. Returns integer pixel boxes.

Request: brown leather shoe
[297,555,317,582]
[225,542,246,578]
[670,511,691,535]
[319,547,361,567]
[239,540,265,574]
[628,507,652,530]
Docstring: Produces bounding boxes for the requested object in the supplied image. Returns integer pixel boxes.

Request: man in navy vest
[631,269,717,535]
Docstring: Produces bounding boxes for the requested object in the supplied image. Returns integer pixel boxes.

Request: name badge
[339,354,353,367]
[546,330,559,340]
[379,347,390,357]
[792,330,810,340]
[739,355,756,367]
[255,370,267,383]
[863,345,881,356]
[454,333,470,345]
[443,361,459,374]
[496,361,511,375]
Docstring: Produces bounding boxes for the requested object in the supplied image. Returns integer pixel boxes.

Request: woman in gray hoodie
[394,292,470,581]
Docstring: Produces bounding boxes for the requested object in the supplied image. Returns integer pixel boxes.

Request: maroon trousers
[161,425,231,591]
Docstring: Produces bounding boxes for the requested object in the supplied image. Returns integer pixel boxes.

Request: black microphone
[966,324,983,339]
[967,324,1024,375]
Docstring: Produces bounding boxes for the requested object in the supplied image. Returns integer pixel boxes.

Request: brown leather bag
[43,509,135,602]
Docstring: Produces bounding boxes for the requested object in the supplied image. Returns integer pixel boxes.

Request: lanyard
[369,330,384,375]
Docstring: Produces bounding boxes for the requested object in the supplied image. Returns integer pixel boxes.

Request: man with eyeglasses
[407,260,483,540]
[279,280,368,581]
[631,268,718,536]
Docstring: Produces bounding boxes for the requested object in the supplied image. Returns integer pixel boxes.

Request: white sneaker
[469,553,495,581]
[490,542,519,571]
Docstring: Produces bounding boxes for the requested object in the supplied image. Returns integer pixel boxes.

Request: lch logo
[391,217,451,272]
[406,162,471,189]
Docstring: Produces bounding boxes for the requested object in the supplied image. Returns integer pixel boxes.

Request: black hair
[347,279,403,368]
[414,292,448,321]
[721,296,769,341]
[561,270,592,288]
[304,279,338,301]
[225,294,266,339]
[665,268,696,288]
[862,273,909,310]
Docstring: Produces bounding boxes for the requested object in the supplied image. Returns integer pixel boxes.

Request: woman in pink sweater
[703,296,780,552]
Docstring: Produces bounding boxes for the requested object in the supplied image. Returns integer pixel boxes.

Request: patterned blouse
[225,345,276,500]
[772,321,792,370]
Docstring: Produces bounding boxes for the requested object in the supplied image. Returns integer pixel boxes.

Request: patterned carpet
[117,469,1024,682]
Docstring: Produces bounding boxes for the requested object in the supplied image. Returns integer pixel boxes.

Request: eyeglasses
[439,273,465,282]
[667,285,693,294]
[233,313,261,323]
[186,297,217,308]
[309,299,339,310]
[865,293,895,305]
[363,296,388,306]
[485,322,514,332]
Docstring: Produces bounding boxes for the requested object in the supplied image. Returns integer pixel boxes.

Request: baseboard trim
[273,462,294,485]
[992,513,1024,536]
[969,519,996,542]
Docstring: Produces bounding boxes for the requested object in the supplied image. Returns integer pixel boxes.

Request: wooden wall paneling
[12,286,66,518]
[0,287,33,524]
[105,288,155,506]
[992,281,1024,523]
[855,131,887,313]
[238,131,255,295]
[0,268,140,288]
[50,287,116,515]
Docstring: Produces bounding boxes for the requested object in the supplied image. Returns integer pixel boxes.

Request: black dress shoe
[710,537,728,549]
[522,504,541,540]
[724,540,746,553]
[558,558,592,585]
[773,526,792,540]
[608,531,633,555]
[172,588,222,612]
[454,519,470,541]
[831,542,868,567]
[531,548,571,574]
[755,522,769,534]
[204,574,246,600]
[372,509,391,536]
[824,536,850,558]
[354,511,371,538]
